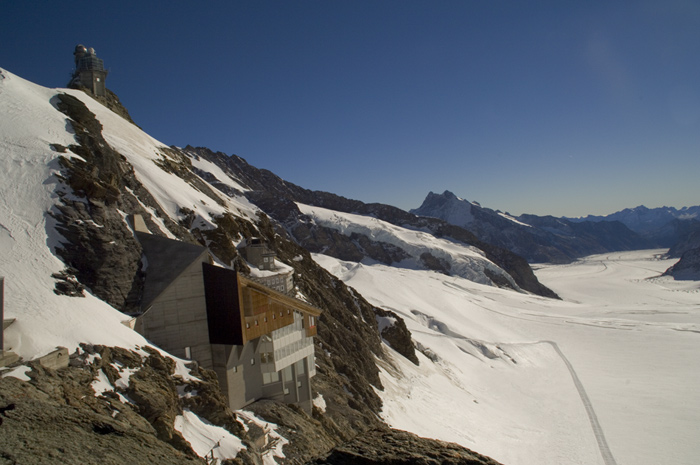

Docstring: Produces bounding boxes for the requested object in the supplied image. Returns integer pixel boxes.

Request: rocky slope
[0,72,508,465]
[309,428,503,465]
[411,191,651,264]
[182,147,558,299]
[43,91,398,461]
[0,345,256,465]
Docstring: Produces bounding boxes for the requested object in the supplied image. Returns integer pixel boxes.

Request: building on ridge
[70,44,108,97]
[131,218,320,413]
[239,237,294,294]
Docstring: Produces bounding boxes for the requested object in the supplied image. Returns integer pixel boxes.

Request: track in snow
[542,340,618,465]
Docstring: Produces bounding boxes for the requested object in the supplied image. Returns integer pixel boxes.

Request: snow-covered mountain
[411,190,651,263]
[2,68,698,465]
[0,66,537,463]
[567,205,700,247]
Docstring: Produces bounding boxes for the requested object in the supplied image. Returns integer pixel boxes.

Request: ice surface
[315,250,700,465]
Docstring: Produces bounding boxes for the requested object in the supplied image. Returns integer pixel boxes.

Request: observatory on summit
[70,44,107,97]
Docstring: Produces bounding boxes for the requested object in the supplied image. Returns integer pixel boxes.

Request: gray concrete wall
[38,347,69,370]
[214,341,267,410]
[78,70,106,97]
[139,256,213,368]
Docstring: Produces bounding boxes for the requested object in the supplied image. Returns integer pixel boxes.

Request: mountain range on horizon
[411,190,700,266]
[1,65,699,464]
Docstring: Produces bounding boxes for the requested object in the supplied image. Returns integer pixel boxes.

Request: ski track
[542,341,618,465]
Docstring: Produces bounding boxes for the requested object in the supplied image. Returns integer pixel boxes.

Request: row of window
[245,308,293,329]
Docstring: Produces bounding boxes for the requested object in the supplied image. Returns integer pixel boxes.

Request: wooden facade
[202,264,320,346]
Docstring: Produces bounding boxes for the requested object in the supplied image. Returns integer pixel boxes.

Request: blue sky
[2,1,698,216]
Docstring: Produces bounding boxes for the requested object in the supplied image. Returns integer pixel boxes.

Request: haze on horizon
[1,1,698,217]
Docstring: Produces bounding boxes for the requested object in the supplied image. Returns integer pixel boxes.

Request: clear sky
[2,1,698,217]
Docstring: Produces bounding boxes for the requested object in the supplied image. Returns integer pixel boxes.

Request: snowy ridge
[59,85,259,226]
[0,67,258,461]
[0,67,269,359]
[297,202,518,288]
[0,68,150,360]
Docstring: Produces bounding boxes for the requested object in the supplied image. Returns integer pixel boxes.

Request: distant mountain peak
[411,190,475,228]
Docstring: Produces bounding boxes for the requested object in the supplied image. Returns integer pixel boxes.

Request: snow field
[315,250,700,465]
[174,410,246,461]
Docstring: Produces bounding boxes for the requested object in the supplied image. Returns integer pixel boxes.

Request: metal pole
[1,277,4,351]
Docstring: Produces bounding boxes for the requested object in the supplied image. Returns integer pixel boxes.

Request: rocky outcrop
[663,247,700,280]
[0,345,259,465]
[51,93,196,312]
[309,427,503,465]
[375,307,419,365]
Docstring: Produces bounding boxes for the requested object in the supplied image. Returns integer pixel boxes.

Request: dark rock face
[0,345,250,465]
[309,427,503,465]
[375,307,419,365]
[246,400,340,464]
[663,247,700,280]
[50,93,195,312]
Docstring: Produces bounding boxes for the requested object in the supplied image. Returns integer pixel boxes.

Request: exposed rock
[69,85,139,126]
[663,247,700,280]
[375,307,419,365]
[0,349,208,465]
[246,400,339,464]
[50,93,197,312]
[420,251,452,274]
[51,268,85,297]
[308,427,503,465]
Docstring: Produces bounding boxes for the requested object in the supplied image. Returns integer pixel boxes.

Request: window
[184,347,191,359]
[251,358,255,366]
